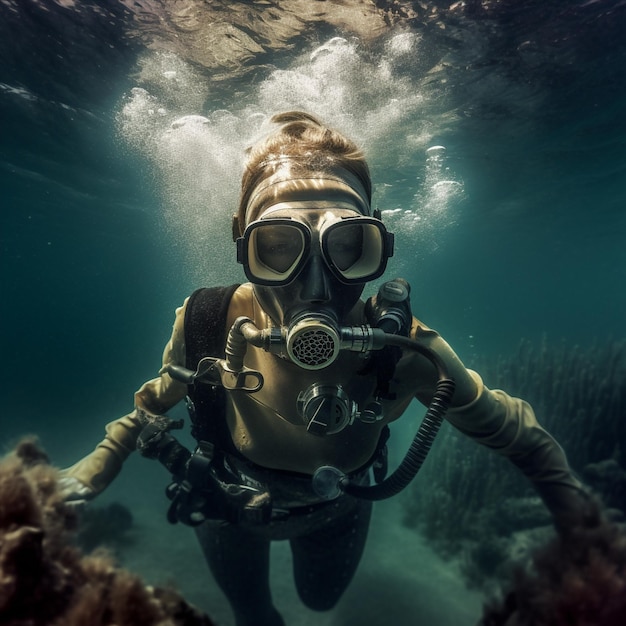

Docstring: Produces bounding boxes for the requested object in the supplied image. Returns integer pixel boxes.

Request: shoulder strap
[184,284,240,447]
[184,284,240,367]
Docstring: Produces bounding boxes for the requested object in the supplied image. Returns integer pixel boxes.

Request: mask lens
[247,222,307,283]
[326,223,363,271]
[324,220,388,282]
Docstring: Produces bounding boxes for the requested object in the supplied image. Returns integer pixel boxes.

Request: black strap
[184,284,240,450]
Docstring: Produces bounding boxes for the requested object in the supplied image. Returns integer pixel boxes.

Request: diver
[60,111,589,626]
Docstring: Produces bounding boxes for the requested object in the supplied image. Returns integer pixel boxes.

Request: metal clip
[164,357,263,393]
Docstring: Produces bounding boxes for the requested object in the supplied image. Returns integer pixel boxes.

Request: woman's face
[251,205,367,327]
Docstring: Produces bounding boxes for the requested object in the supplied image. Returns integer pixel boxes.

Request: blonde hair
[235,112,371,233]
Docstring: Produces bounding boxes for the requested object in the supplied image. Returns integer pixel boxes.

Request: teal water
[1,1,625,624]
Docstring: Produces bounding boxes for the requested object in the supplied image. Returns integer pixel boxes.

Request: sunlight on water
[382,146,464,235]
[117,35,463,284]
[257,36,428,154]
[380,144,465,284]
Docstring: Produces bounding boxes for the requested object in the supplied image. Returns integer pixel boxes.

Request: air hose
[312,333,455,501]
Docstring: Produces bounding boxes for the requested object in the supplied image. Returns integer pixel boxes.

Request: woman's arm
[408,321,588,530]
[60,300,190,499]
[445,372,589,529]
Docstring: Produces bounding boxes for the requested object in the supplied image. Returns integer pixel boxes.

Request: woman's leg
[195,522,285,626]
[290,498,373,611]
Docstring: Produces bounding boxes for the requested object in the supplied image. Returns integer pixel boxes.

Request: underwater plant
[403,338,626,586]
[479,499,626,626]
[0,438,214,626]
[484,338,626,470]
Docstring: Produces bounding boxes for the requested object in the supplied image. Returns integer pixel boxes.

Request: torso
[222,285,436,475]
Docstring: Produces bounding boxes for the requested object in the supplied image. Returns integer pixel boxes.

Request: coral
[582,459,626,516]
[479,501,626,626]
[0,437,214,626]
[460,526,553,591]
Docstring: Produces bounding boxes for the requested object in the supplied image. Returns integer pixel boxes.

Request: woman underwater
[60,111,589,626]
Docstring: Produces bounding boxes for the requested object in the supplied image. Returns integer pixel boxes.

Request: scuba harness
[137,280,455,526]
[137,284,275,526]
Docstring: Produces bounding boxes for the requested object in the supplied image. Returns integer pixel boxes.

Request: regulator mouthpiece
[284,312,385,370]
[286,313,341,370]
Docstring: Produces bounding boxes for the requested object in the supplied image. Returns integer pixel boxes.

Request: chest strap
[184,284,240,452]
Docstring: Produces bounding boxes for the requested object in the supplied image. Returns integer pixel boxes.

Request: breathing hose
[313,333,456,501]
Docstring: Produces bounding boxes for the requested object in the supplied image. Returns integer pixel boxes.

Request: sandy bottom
[100,457,485,626]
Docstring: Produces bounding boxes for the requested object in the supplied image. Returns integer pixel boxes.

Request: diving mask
[236,211,394,286]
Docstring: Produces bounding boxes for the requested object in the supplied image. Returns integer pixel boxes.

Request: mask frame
[236,213,394,286]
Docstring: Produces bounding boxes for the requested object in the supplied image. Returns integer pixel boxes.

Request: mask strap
[244,168,371,225]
